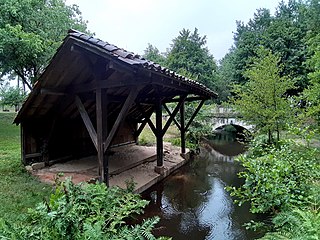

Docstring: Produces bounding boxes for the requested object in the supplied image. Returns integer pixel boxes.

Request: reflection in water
[142,138,262,240]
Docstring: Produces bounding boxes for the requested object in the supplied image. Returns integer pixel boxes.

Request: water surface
[142,139,263,240]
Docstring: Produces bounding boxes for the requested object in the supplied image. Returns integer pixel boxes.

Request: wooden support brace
[163,104,181,130]
[136,103,156,135]
[135,109,154,139]
[75,95,98,150]
[103,86,139,152]
[185,99,205,131]
[162,99,186,135]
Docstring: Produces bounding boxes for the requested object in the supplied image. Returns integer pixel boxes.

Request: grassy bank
[0,113,50,223]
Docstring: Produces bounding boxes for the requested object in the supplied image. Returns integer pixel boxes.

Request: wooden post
[180,97,186,154]
[96,87,108,185]
[21,122,26,165]
[155,98,163,168]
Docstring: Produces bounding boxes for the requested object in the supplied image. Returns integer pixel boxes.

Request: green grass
[0,113,51,223]
[138,114,181,146]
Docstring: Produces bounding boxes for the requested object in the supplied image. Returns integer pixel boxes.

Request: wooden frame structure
[14,30,217,185]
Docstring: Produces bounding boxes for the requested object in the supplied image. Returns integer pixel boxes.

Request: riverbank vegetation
[225,1,320,238]
[0,177,167,239]
[0,113,169,239]
[1,0,320,239]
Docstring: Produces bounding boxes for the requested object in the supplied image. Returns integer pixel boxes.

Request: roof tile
[68,30,217,97]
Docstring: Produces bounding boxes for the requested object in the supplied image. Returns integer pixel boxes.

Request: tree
[0,85,26,111]
[215,50,238,103]
[0,0,88,90]
[232,8,272,84]
[143,43,166,65]
[303,33,320,123]
[231,47,295,143]
[227,1,311,94]
[166,28,218,90]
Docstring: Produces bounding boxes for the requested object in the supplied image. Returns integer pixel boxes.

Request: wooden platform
[32,143,189,193]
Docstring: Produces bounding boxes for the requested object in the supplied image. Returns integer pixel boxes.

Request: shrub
[260,207,320,240]
[0,178,169,240]
[227,139,320,214]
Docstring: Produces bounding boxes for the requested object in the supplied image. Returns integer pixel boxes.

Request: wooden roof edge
[67,29,218,98]
[14,30,218,124]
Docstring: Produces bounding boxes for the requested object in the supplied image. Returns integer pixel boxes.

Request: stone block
[31,162,45,170]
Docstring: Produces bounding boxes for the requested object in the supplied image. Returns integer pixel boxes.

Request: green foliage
[303,33,320,124]
[143,44,166,66]
[260,207,320,240]
[231,47,295,143]
[223,0,320,94]
[185,102,213,149]
[166,28,218,90]
[0,85,26,111]
[0,178,168,240]
[215,51,237,103]
[0,0,88,89]
[227,137,319,214]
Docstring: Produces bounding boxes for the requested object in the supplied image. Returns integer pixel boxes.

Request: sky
[66,0,286,61]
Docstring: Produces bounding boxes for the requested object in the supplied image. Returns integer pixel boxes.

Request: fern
[0,178,169,239]
[260,207,320,240]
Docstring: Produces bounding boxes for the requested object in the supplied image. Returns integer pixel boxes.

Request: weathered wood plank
[40,88,67,96]
[75,95,98,150]
[21,123,26,165]
[96,87,109,184]
[164,96,208,103]
[180,97,186,154]
[155,99,163,167]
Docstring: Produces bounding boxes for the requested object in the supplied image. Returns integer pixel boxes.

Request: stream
[141,137,264,240]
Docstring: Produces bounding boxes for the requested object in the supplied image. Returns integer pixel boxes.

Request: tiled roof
[68,29,217,97]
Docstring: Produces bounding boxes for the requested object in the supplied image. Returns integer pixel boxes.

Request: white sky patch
[66,0,286,60]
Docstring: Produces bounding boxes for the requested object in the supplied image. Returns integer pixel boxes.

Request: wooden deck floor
[32,143,189,193]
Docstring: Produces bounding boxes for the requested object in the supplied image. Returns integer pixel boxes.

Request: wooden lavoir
[14,30,217,185]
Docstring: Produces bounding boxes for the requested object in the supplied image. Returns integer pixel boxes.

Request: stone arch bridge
[209,107,253,132]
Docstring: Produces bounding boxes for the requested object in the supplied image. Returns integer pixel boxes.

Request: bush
[227,139,320,214]
[0,178,169,240]
[260,207,320,240]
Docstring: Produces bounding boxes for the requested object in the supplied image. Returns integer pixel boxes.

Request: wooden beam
[21,122,26,165]
[75,95,98,150]
[136,103,156,135]
[164,96,208,103]
[180,97,186,154]
[134,109,154,139]
[103,86,139,152]
[163,104,181,130]
[96,87,108,185]
[40,88,67,96]
[155,98,163,167]
[162,96,185,136]
[185,99,205,131]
